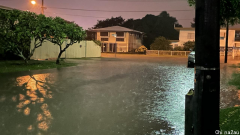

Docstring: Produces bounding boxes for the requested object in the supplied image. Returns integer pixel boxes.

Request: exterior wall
[30,40,101,60]
[96,31,142,52]
[177,29,236,48]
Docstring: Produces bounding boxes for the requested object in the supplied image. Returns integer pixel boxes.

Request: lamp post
[31,0,45,14]
[112,34,117,58]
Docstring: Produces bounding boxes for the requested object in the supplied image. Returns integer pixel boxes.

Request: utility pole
[41,0,46,14]
[193,0,220,134]
[224,22,229,63]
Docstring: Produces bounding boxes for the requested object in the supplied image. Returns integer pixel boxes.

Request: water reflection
[0,73,54,134]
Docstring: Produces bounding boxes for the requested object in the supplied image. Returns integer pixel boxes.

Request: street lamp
[31,0,36,5]
[112,34,117,58]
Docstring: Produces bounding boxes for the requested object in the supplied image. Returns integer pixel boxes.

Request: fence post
[185,51,187,56]
[158,51,159,56]
[233,48,235,59]
[185,89,194,135]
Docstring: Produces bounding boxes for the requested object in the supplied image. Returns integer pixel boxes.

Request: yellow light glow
[31,0,36,5]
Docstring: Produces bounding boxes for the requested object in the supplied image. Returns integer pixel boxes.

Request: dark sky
[0,0,195,29]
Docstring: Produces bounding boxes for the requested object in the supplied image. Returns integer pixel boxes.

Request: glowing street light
[31,0,36,5]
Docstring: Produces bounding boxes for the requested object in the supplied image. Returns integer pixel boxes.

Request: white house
[172,27,240,50]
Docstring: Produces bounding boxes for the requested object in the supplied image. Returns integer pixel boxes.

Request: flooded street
[0,57,239,135]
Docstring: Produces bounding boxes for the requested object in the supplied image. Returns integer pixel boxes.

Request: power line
[47,7,194,13]
[46,11,194,20]
[95,0,186,2]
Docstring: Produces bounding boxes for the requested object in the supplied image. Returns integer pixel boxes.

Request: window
[187,33,195,39]
[235,31,240,41]
[100,32,108,37]
[116,32,124,37]
[116,38,124,42]
[220,32,225,40]
[101,38,109,41]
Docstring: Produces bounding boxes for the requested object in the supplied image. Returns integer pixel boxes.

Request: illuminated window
[116,38,124,42]
[187,33,195,39]
[100,32,108,37]
[101,38,108,41]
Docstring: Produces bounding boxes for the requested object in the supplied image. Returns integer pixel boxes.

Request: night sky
[0,0,197,29]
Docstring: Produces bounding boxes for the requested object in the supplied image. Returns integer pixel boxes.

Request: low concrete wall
[146,50,191,56]
[31,40,101,60]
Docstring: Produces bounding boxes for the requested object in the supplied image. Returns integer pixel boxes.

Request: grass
[229,63,240,89]
[0,60,78,73]
[220,107,240,132]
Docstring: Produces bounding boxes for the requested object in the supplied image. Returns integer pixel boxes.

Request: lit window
[116,38,124,42]
[101,38,108,41]
[100,32,108,37]
[187,33,195,39]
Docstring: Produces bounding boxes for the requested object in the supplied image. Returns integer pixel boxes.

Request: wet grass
[229,63,240,89]
[0,60,78,73]
[220,107,240,131]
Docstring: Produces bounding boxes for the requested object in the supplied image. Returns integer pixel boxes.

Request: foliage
[0,10,53,63]
[187,0,240,26]
[0,9,31,63]
[183,41,195,51]
[91,11,182,49]
[93,16,125,29]
[150,36,172,50]
[93,40,102,46]
[0,60,77,73]
[174,46,183,51]
[47,17,86,64]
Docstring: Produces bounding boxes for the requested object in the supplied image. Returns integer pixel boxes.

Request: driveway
[0,55,239,135]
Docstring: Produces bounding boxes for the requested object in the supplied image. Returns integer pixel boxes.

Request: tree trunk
[56,51,63,64]
[224,21,229,63]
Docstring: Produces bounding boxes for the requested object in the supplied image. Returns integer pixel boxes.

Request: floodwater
[0,57,239,135]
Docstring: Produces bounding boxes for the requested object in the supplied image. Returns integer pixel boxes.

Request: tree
[183,41,195,51]
[0,10,52,63]
[90,11,182,50]
[93,16,125,29]
[0,9,31,63]
[48,17,86,64]
[150,36,172,50]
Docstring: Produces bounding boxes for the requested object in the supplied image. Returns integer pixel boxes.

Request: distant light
[31,1,36,5]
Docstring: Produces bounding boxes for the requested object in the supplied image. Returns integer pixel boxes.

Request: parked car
[187,51,195,68]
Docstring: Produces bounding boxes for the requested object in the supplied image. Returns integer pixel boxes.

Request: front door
[102,43,107,52]
[109,43,117,52]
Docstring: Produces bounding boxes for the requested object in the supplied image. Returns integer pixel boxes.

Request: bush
[150,36,172,50]
[183,41,195,51]
[174,46,183,51]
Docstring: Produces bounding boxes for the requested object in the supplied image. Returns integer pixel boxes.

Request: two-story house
[88,26,144,52]
[172,27,240,51]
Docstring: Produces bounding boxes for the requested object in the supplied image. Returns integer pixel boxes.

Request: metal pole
[85,41,87,58]
[41,0,44,14]
[193,0,220,134]
[224,22,229,63]
[115,41,117,58]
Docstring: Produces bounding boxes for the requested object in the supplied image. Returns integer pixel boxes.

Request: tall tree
[122,11,182,49]
[93,16,125,29]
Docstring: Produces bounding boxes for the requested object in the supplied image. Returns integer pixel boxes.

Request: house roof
[0,5,17,10]
[175,27,240,31]
[90,26,143,34]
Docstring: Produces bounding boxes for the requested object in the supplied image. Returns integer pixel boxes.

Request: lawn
[220,107,240,132]
[0,60,78,73]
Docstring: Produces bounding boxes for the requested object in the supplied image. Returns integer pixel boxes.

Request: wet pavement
[0,56,240,135]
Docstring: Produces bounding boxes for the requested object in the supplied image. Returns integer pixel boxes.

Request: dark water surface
[0,58,239,135]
